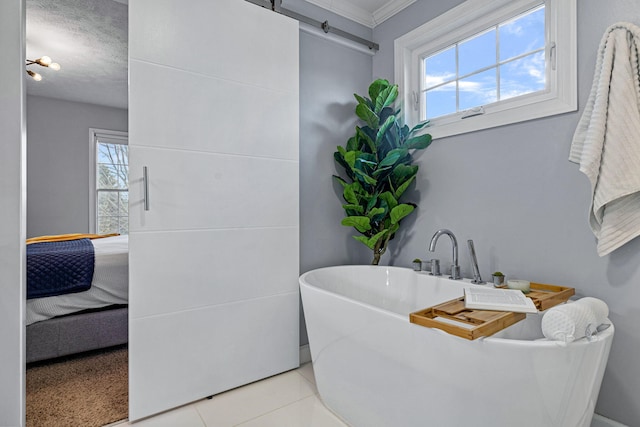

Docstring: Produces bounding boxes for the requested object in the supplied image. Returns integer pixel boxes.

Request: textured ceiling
[24,0,406,110]
[26,0,128,109]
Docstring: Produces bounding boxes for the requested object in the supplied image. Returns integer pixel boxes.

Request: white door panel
[129,147,298,232]
[129,60,299,160]
[129,0,299,420]
[129,292,299,420]
[129,0,299,93]
[129,227,299,318]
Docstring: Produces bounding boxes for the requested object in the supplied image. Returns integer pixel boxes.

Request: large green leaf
[344,150,357,169]
[346,136,359,152]
[405,134,432,150]
[372,165,392,178]
[353,168,377,186]
[379,191,398,210]
[343,185,358,204]
[367,207,385,219]
[353,230,389,250]
[371,199,388,222]
[376,115,396,144]
[394,175,416,198]
[356,104,379,129]
[410,120,430,134]
[343,204,364,214]
[374,85,398,114]
[355,152,377,168]
[356,127,376,153]
[333,152,352,179]
[390,204,415,224]
[341,216,372,233]
[352,235,372,248]
[379,148,408,168]
[365,194,378,212]
[368,79,390,104]
[354,93,373,109]
[392,164,418,185]
[333,175,348,188]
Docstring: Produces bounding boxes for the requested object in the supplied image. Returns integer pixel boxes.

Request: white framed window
[394,0,576,139]
[89,128,129,235]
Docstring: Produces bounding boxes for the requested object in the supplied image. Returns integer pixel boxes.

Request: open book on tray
[464,286,538,313]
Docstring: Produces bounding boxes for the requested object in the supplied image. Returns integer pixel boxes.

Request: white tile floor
[112,363,349,427]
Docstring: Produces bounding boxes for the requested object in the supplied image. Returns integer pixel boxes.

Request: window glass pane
[98,164,120,189]
[119,217,129,235]
[459,68,497,110]
[425,81,457,119]
[424,46,456,89]
[98,216,119,235]
[119,192,129,216]
[119,164,129,188]
[458,28,496,77]
[499,5,545,62]
[500,51,545,100]
[98,142,128,165]
[98,191,119,216]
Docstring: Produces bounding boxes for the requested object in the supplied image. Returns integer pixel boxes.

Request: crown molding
[303,0,415,28]
[373,0,416,26]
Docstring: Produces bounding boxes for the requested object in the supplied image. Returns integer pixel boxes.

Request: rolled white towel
[579,297,609,324]
[541,298,609,343]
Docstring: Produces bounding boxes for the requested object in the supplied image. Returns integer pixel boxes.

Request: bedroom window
[89,129,128,235]
[394,0,576,138]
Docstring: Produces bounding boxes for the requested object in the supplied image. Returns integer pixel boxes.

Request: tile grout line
[230,394,320,427]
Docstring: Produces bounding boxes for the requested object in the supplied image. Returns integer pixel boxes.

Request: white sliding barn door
[128,0,299,420]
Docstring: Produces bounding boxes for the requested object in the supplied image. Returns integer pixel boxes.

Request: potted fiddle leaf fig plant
[333,79,432,265]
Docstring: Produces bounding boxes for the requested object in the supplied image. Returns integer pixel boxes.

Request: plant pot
[492,275,505,287]
[413,261,422,271]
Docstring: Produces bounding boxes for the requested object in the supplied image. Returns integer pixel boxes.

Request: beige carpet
[26,346,128,427]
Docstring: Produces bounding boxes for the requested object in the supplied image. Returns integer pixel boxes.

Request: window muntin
[421,5,545,121]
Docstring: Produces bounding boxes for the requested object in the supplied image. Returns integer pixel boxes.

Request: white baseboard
[591,414,627,427]
[299,344,311,365]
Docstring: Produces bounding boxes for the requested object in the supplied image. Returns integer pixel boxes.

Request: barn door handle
[143,166,150,211]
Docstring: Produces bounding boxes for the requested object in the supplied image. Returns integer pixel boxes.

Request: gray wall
[26,95,128,237]
[291,1,374,345]
[372,1,640,425]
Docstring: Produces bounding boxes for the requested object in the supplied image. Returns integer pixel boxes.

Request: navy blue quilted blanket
[27,238,95,299]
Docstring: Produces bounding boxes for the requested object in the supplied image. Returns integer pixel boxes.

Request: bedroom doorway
[24,0,130,425]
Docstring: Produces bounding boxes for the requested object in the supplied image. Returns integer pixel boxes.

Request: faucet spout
[429,229,461,280]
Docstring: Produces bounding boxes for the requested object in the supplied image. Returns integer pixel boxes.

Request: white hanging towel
[569,22,640,256]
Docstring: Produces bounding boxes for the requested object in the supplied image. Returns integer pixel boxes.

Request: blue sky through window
[423,4,545,120]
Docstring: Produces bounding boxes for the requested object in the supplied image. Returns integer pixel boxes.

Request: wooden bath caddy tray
[409,283,575,340]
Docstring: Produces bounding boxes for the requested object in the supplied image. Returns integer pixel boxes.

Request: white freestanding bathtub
[299,265,614,427]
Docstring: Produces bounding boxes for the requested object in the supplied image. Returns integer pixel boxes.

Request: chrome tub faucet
[467,239,483,284]
[429,229,461,280]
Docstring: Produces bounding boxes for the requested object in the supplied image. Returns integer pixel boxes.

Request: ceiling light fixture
[25,56,61,81]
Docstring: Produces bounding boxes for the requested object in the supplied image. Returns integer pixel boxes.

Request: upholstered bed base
[26,305,128,364]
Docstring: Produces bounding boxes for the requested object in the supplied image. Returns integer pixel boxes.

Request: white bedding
[26,235,129,326]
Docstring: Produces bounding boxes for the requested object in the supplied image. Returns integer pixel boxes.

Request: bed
[25,235,129,363]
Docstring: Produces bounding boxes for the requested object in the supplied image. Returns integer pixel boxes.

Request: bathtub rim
[299,265,615,347]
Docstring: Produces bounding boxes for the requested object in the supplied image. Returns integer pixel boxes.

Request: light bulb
[49,62,61,71]
[38,56,52,66]
[27,70,42,81]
